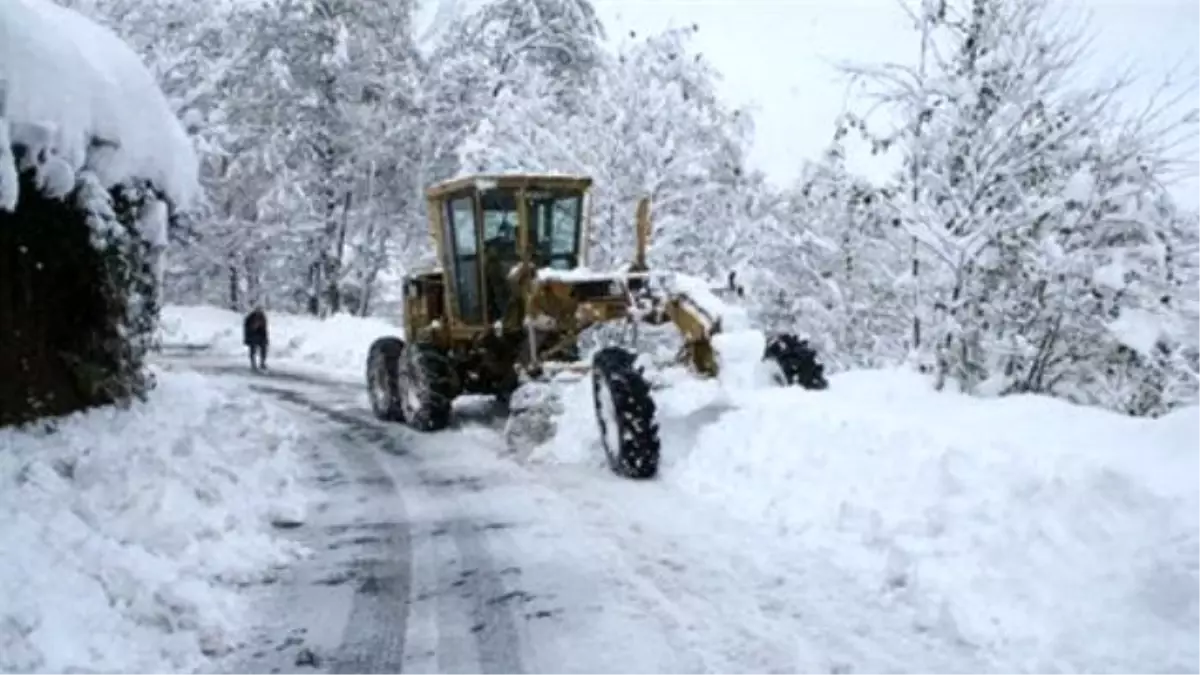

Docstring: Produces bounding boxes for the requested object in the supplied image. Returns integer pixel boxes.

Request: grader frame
[365,172,826,480]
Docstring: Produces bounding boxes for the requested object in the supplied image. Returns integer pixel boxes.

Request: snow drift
[0,369,311,673]
[532,367,1200,672]
[158,304,404,380]
[0,0,198,211]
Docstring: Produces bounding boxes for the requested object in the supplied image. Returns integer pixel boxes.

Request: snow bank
[533,367,1199,671]
[0,0,198,210]
[159,305,404,379]
[0,369,311,673]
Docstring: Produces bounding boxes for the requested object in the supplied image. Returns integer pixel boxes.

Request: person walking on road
[243,307,270,371]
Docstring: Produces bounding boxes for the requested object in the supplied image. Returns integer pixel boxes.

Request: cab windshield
[479,189,583,270]
[525,190,582,270]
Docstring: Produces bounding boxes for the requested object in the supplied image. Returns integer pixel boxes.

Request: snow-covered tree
[460,24,755,277]
[839,0,1199,413]
[84,0,430,317]
[241,0,421,316]
[439,0,605,111]
[59,0,284,310]
[750,146,911,370]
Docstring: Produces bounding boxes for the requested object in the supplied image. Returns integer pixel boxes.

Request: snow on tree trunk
[0,0,197,427]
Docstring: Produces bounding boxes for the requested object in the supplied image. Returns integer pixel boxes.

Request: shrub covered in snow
[0,0,198,426]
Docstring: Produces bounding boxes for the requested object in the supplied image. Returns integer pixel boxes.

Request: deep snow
[0,368,311,673]
[534,364,1200,672]
[0,0,198,210]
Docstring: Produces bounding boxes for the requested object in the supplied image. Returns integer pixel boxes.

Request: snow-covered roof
[0,0,199,211]
[428,172,593,198]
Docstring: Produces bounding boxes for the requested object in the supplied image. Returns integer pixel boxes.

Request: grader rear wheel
[366,336,455,431]
[591,346,661,479]
[396,342,455,431]
[367,336,405,421]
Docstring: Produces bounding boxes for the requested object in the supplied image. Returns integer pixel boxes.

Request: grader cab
[365,173,827,479]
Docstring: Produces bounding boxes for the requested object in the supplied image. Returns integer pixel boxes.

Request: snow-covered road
[161,349,986,674]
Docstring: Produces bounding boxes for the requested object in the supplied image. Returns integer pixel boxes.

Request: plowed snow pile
[0,369,311,673]
[533,367,1200,672]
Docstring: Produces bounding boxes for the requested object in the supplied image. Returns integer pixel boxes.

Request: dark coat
[243,309,269,346]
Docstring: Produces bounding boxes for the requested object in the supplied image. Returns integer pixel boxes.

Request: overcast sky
[420,0,1199,208]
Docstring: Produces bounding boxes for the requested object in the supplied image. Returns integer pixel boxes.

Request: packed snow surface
[0,369,310,673]
[159,304,404,380]
[534,366,1200,672]
[0,0,198,210]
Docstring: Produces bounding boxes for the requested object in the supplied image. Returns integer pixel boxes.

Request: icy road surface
[159,349,986,674]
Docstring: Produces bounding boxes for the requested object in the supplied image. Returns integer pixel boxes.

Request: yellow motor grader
[365,173,827,479]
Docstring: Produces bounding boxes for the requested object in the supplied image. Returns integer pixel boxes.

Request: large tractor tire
[366,336,405,421]
[591,346,661,479]
[367,337,455,431]
[763,333,829,390]
[398,342,456,431]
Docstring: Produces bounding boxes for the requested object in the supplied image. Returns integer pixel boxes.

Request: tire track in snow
[164,354,728,672]
[249,381,525,674]
[252,385,414,673]
[431,517,525,673]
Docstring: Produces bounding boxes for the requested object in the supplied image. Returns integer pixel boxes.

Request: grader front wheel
[763,334,829,390]
[592,346,661,479]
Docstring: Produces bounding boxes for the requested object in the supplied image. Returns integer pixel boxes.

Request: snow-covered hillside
[0,369,311,673]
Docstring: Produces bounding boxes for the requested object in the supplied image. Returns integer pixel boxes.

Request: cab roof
[426,173,593,200]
